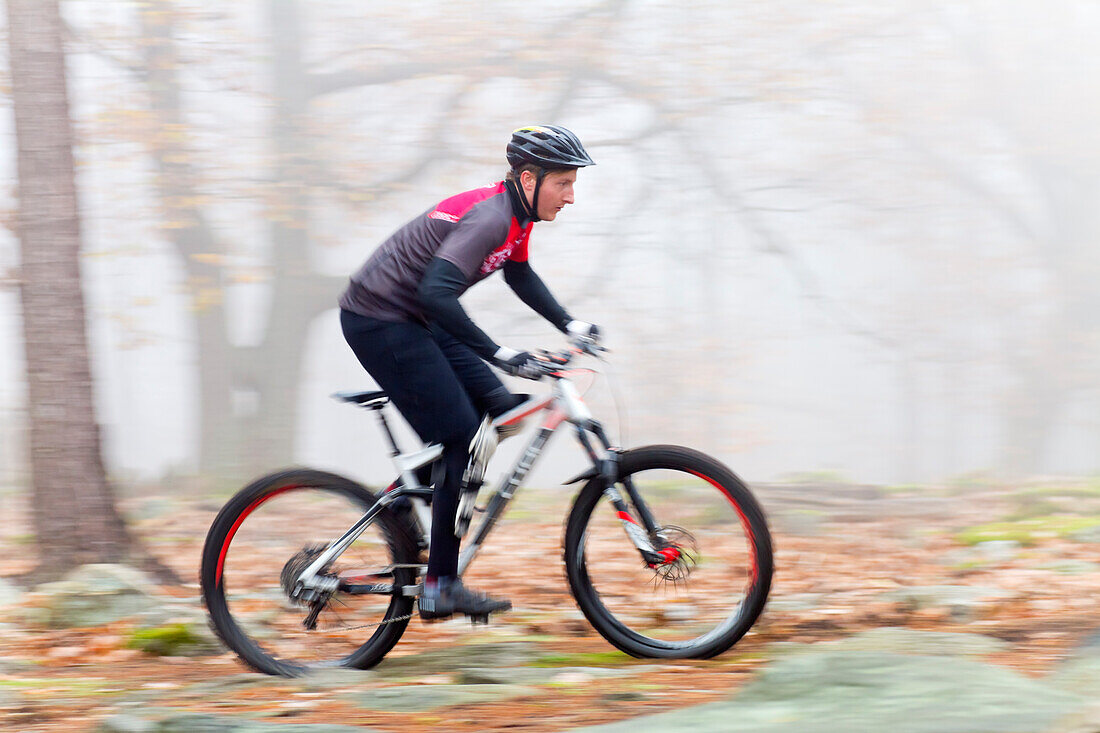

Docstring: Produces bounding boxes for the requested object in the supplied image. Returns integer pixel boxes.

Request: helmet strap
[530,168,548,223]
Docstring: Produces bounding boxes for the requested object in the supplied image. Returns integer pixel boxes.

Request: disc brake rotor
[651,525,699,583]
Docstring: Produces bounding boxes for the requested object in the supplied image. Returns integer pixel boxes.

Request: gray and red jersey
[339,181,533,324]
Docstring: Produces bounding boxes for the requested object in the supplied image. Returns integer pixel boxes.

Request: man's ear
[520,169,537,192]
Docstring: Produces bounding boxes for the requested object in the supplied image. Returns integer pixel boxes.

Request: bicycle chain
[316,610,416,632]
[305,563,426,632]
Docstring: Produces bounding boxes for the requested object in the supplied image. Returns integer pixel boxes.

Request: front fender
[562,467,599,485]
[563,454,620,486]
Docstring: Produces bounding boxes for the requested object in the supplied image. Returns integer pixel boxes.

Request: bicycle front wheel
[564,445,772,658]
[200,469,419,676]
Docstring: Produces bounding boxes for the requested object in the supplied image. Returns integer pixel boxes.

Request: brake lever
[535,349,571,366]
[571,338,608,357]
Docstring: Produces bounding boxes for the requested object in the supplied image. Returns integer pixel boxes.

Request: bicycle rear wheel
[200,469,419,676]
[564,445,772,658]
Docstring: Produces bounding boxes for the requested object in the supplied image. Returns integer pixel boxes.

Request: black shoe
[418,580,511,622]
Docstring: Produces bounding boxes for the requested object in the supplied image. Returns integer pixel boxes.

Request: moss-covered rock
[956,515,1100,546]
[126,623,221,657]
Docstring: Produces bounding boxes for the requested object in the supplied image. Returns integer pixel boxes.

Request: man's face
[522,168,577,221]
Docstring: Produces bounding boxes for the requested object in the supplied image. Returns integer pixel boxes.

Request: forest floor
[2,477,1100,731]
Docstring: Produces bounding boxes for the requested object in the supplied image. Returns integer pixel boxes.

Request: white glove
[493,347,544,379]
[566,320,601,342]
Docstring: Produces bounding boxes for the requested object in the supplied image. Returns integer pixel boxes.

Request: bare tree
[6,0,133,579]
[128,0,635,481]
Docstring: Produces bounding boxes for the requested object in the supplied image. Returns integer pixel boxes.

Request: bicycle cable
[596,352,629,449]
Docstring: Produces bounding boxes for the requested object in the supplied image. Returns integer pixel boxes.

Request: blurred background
[2,0,1098,494]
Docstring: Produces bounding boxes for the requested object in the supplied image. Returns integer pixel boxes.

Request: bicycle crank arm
[339,581,395,595]
[335,568,394,595]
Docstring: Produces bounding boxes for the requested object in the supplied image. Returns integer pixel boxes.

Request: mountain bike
[199,340,773,677]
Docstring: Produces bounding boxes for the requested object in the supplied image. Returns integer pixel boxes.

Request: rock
[1036,560,1100,575]
[767,593,825,612]
[126,622,222,657]
[65,564,158,592]
[602,691,648,702]
[937,548,986,568]
[345,683,536,712]
[0,656,36,674]
[133,598,209,627]
[1045,702,1100,733]
[374,642,539,676]
[0,686,22,710]
[454,667,529,685]
[571,651,1085,732]
[142,711,375,733]
[151,712,233,733]
[34,564,162,628]
[0,577,25,607]
[1049,655,1100,697]
[241,726,378,733]
[769,628,1010,659]
[130,598,221,651]
[972,540,1021,562]
[95,715,157,733]
[185,673,288,695]
[1069,526,1100,543]
[455,665,645,686]
[881,585,1012,621]
[551,671,594,684]
[293,667,377,691]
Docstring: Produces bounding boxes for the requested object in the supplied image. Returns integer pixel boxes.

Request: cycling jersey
[340,179,571,360]
[339,173,579,583]
[340,181,532,325]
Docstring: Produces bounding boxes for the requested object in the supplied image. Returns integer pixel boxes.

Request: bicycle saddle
[331,389,389,409]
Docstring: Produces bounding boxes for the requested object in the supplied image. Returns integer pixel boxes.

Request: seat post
[374,409,401,457]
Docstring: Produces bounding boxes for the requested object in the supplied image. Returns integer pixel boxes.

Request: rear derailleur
[280,544,338,630]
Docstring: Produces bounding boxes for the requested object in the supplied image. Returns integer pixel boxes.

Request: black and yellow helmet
[507,125,595,170]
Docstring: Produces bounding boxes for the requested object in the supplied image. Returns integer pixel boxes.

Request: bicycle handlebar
[523,337,607,379]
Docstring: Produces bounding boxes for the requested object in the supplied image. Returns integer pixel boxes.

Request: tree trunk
[138,5,244,483]
[6,0,133,579]
[137,1,347,484]
[236,0,316,476]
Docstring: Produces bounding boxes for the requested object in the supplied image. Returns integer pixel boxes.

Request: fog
[2,0,1098,492]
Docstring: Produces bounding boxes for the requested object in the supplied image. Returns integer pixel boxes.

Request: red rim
[215,485,297,587]
[687,469,759,584]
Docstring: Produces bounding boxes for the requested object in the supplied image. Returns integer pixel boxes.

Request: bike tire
[564,445,773,659]
[200,468,420,676]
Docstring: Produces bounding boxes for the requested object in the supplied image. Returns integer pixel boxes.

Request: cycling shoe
[418,580,511,622]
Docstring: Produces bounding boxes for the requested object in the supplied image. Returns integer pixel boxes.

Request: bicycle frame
[295,362,668,599]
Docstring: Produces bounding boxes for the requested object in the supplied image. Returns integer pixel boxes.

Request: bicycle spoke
[202,471,418,675]
[569,454,768,653]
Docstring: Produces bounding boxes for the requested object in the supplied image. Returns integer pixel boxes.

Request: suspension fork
[575,424,667,565]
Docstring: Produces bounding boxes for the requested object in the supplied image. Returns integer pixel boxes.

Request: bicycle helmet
[506,125,594,222]
[507,125,595,170]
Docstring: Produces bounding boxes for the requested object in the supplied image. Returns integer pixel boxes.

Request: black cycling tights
[340,309,510,580]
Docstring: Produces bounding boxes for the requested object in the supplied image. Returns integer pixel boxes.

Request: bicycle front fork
[575,424,673,567]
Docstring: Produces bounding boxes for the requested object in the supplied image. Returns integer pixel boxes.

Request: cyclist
[338,125,600,621]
